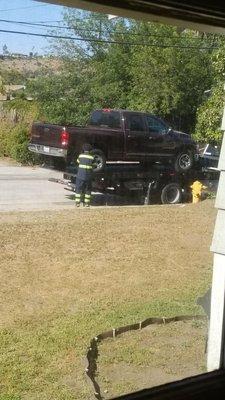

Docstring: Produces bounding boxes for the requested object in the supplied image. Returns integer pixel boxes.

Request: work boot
[75,202,80,207]
[84,203,90,208]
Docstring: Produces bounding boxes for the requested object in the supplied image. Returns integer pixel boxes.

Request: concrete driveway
[0,160,75,212]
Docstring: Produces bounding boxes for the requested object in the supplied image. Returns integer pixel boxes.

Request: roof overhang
[35,1,225,34]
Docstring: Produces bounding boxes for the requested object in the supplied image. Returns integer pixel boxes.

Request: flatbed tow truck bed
[63,159,219,205]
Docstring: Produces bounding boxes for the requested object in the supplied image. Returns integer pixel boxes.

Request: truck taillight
[60,129,69,146]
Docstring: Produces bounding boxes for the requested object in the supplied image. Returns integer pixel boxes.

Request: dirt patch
[98,319,207,398]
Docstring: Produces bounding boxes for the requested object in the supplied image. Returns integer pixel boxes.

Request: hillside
[0,56,62,76]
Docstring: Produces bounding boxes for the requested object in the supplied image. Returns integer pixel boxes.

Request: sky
[0,0,68,55]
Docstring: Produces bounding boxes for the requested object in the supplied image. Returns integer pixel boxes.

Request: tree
[87,21,132,109]
[195,40,225,143]
[127,22,214,133]
[195,86,224,143]
[2,44,9,56]
[32,10,132,122]
[28,60,95,125]
[33,9,216,137]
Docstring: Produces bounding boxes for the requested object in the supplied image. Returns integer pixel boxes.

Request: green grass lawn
[0,201,215,399]
[0,299,205,400]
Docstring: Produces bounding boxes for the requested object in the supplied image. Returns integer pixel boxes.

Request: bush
[0,122,40,165]
[0,99,41,165]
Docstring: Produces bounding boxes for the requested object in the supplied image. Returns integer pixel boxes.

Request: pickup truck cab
[28,109,198,172]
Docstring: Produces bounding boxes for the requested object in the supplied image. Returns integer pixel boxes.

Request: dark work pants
[75,178,92,204]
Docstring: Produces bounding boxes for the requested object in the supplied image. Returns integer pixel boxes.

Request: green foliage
[52,9,116,59]
[88,44,131,109]
[195,43,225,143]
[0,122,40,164]
[4,98,38,121]
[33,11,217,136]
[0,100,40,164]
[28,15,133,124]
[27,59,95,125]
[0,68,24,85]
[195,85,224,142]
[127,24,214,132]
[4,10,223,147]
[8,125,35,164]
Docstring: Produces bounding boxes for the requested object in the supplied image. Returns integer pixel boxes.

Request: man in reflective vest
[75,143,95,207]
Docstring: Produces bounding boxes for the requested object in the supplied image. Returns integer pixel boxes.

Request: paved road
[0,160,145,212]
[0,161,75,212]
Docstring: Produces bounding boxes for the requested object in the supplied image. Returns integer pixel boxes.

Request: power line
[35,20,64,23]
[0,18,72,30]
[0,27,219,50]
[0,18,218,42]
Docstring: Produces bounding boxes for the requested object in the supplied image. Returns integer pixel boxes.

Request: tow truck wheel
[91,149,106,172]
[174,151,194,172]
[161,183,182,204]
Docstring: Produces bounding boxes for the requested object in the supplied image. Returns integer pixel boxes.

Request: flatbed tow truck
[63,152,219,205]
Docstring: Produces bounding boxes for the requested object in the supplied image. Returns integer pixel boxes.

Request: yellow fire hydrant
[190,180,207,204]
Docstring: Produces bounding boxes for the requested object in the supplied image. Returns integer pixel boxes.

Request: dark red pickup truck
[28,109,198,172]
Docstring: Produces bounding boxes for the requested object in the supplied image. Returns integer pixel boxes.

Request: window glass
[4,5,219,400]
[128,114,145,131]
[89,110,121,128]
[147,116,166,133]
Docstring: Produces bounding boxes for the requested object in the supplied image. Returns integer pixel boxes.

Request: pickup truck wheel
[91,149,106,172]
[161,183,182,204]
[174,151,194,172]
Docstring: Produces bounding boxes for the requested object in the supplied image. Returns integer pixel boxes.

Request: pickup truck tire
[174,150,194,172]
[91,149,106,172]
[161,183,182,204]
